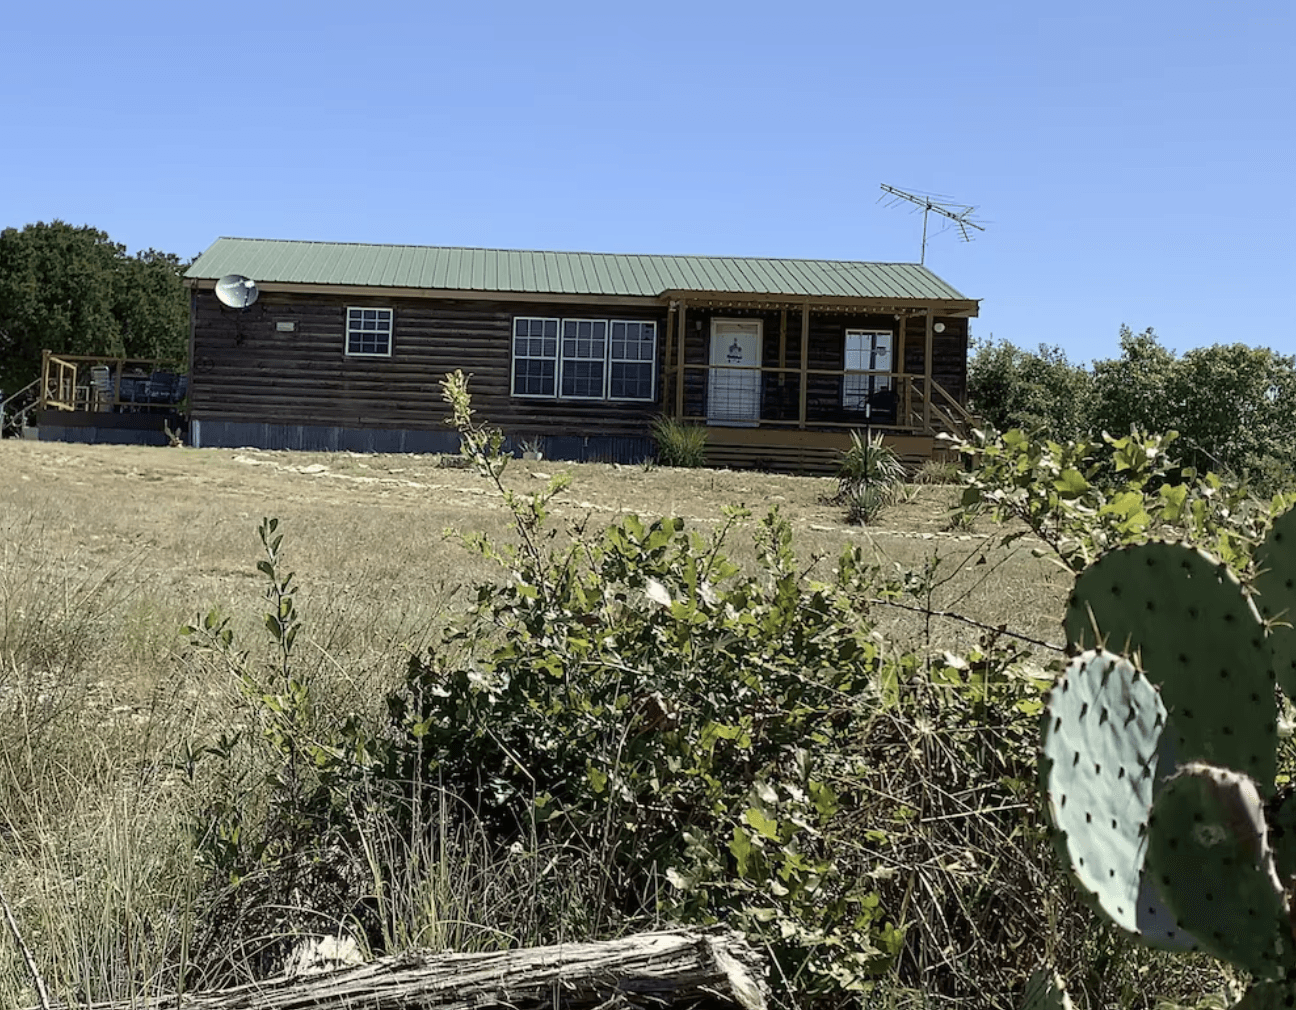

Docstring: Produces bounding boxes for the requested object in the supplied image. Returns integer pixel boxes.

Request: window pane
[561,360,604,398]
[346,307,392,355]
[610,362,653,400]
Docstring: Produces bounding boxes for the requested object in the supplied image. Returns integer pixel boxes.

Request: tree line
[969,327,1296,491]
[0,221,190,393]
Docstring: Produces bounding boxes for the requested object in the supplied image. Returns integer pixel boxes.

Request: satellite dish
[215,274,260,309]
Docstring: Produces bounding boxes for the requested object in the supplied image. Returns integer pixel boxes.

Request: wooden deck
[702,427,947,476]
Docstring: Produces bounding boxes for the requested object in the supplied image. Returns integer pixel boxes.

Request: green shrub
[650,415,708,468]
[954,426,1289,572]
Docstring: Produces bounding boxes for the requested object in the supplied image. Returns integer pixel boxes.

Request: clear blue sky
[4,1,1292,365]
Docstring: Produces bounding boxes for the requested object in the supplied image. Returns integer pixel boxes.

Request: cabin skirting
[191,419,654,463]
[36,409,183,447]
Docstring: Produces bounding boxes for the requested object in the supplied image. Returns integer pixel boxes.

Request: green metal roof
[186,237,974,304]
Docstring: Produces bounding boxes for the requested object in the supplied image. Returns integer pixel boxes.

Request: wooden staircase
[2,378,39,437]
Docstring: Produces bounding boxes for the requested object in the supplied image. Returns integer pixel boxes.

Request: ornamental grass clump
[650,415,708,468]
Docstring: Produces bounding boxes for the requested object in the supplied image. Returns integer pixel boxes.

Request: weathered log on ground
[28,928,768,1010]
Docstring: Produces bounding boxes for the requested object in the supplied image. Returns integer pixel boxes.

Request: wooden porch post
[675,300,687,418]
[798,303,809,429]
[894,314,908,427]
[663,302,676,415]
[778,308,788,394]
[923,308,934,432]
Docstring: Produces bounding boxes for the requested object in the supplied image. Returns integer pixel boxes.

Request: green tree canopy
[1090,326,1178,438]
[1167,343,1296,487]
[972,328,1296,493]
[0,221,189,391]
[967,338,1094,440]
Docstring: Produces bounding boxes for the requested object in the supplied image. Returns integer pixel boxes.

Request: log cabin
[183,238,980,472]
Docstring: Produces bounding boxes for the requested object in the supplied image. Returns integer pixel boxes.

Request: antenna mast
[879,184,985,264]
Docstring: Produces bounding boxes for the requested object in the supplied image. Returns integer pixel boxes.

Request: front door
[707,319,762,426]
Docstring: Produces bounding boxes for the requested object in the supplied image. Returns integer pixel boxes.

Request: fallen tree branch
[25,928,767,1010]
[0,883,50,1010]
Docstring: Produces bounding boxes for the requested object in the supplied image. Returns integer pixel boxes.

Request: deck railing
[40,351,188,413]
[670,363,971,439]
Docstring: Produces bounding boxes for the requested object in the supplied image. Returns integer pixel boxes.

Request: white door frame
[707,318,763,426]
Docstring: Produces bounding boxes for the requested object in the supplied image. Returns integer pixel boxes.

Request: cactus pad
[1064,542,1276,794]
[1233,981,1296,1009]
[1255,506,1296,701]
[1041,650,1194,948]
[1266,786,1296,892]
[1144,762,1295,979]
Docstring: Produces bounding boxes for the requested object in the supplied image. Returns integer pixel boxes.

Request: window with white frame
[609,321,657,400]
[512,317,560,396]
[512,316,656,401]
[560,319,608,398]
[843,329,893,414]
[346,307,394,357]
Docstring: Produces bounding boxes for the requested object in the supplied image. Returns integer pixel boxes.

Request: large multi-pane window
[512,316,656,401]
[512,317,560,397]
[609,321,657,400]
[560,319,608,398]
[843,329,893,415]
[346,307,394,357]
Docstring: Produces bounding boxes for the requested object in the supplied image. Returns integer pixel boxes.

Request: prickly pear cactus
[1040,650,1195,948]
[1265,786,1296,887]
[1255,506,1296,700]
[1144,763,1295,979]
[1233,981,1296,1009]
[1063,542,1276,794]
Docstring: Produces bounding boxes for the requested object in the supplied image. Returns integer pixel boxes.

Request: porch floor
[700,427,945,476]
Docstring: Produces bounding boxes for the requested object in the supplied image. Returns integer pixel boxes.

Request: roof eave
[662,289,980,317]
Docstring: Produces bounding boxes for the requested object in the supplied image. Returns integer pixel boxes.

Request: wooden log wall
[900,314,968,403]
[191,292,668,440]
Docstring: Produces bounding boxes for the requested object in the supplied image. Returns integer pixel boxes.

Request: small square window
[346,307,393,357]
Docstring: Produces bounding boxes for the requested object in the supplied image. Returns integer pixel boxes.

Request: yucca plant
[835,430,906,524]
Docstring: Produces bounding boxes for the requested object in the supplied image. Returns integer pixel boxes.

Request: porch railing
[669,362,972,439]
[1,377,41,435]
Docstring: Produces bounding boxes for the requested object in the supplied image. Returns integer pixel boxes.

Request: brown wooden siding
[192,292,667,440]
[192,291,969,448]
[898,315,967,402]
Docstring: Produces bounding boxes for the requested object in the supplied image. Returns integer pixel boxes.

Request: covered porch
[657,291,979,473]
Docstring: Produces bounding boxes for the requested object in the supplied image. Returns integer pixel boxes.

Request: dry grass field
[3,438,1071,673]
[5,437,1225,1008]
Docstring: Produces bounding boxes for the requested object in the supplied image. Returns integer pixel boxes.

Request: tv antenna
[879,184,984,265]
